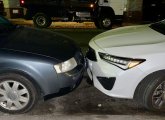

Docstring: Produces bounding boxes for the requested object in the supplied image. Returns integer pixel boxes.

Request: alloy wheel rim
[102,18,111,28]
[36,16,46,26]
[152,81,165,109]
[0,80,30,111]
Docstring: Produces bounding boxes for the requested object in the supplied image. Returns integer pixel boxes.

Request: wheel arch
[25,8,52,20]
[99,7,115,17]
[0,69,43,98]
[133,69,165,99]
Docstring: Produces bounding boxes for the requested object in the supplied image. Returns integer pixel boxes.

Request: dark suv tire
[0,73,38,114]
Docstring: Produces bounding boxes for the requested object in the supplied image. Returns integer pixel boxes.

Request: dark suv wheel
[0,73,38,114]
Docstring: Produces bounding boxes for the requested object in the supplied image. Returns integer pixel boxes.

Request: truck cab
[93,0,127,29]
[20,0,127,29]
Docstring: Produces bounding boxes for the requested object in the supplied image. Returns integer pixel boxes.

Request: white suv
[86,20,165,111]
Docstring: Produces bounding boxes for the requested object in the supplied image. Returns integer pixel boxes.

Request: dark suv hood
[2,26,79,61]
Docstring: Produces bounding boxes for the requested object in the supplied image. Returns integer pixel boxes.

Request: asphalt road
[0,78,165,120]
[51,28,105,53]
[1,21,165,119]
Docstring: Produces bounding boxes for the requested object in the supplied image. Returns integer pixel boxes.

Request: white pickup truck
[20,0,127,29]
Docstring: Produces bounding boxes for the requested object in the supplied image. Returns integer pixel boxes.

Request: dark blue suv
[0,16,85,114]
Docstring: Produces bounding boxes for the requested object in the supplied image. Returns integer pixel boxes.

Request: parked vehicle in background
[20,0,127,29]
[0,0,5,16]
[143,0,165,22]
[0,15,85,114]
[86,19,165,111]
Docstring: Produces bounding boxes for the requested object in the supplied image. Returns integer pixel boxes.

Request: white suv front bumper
[86,55,146,99]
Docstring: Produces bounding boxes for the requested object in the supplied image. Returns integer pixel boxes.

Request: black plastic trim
[97,77,116,90]
[86,47,97,61]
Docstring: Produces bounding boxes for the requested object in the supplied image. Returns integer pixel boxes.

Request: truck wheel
[0,73,38,114]
[98,16,113,29]
[33,13,52,28]
[134,71,165,111]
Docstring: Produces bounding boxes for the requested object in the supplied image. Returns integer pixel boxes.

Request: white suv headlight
[99,52,145,70]
[54,58,77,73]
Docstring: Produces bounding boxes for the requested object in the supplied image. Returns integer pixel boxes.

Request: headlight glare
[128,61,142,69]
[99,52,145,70]
[54,58,77,73]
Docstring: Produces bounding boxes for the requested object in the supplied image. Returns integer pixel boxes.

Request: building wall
[127,0,143,11]
[126,0,143,22]
[3,0,9,8]
[3,0,23,18]
[3,0,20,8]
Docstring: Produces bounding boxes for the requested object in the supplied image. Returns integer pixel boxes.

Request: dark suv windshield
[150,20,165,35]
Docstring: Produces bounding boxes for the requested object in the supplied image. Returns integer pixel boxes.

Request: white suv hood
[92,25,165,49]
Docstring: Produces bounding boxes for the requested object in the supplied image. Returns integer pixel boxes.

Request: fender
[0,68,43,96]
[134,70,165,99]
[94,6,115,18]
[0,59,59,97]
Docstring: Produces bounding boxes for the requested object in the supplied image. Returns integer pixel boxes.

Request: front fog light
[54,58,77,73]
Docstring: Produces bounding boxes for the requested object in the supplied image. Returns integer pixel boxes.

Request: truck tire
[134,71,165,111]
[33,13,52,28]
[98,16,113,29]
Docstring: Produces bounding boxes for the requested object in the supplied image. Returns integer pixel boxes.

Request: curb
[9,19,138,28]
